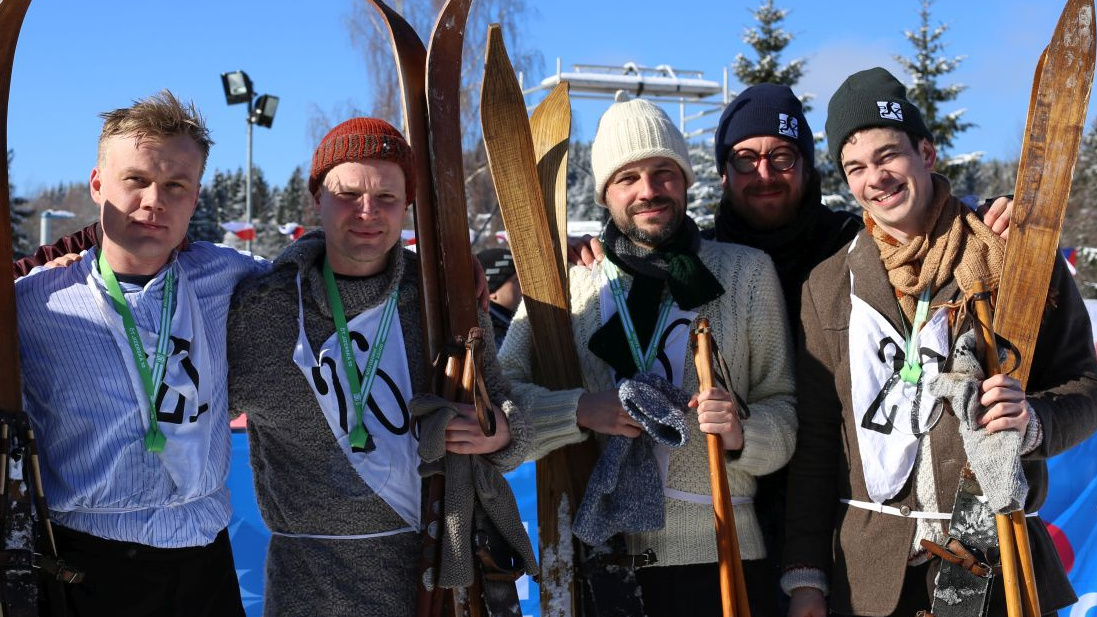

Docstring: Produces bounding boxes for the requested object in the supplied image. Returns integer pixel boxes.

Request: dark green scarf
[589,216,724,379]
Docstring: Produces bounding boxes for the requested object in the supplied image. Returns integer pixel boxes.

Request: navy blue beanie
[715,83,815,172]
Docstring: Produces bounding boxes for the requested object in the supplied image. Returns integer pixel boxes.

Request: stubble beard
[620,195,684,248]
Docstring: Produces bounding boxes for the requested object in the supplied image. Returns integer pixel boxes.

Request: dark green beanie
[825,67,933,177]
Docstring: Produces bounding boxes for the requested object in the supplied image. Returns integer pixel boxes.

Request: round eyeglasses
[729,147,799,174]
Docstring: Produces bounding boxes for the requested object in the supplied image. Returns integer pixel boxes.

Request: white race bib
[849,275,949,503]
[292,273,420,528]
[91,263,215,501]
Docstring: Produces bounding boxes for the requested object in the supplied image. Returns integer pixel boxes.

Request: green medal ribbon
[97,250,175,453]
[322,257,399,451]
[603,259,675,374]
[899,286,934,385]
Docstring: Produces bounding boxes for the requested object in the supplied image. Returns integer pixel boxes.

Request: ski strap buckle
[920,538,993,578]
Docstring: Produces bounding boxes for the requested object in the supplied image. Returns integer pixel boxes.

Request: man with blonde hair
[16,91,266,617]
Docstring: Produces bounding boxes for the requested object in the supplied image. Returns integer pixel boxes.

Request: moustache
[744,180,789,196]
[626,195,679,215]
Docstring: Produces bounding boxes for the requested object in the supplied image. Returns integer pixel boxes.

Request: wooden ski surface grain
[529,82,571,286]
[481,25,597,617]
[364,0,442,368]
[0,0,32,415]
[994,0,1096,388]
[426,0,479,342]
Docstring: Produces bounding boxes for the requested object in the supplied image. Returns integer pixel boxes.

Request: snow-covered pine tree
[733,0,810,109]
[190,184,223,243]
[687,141,720,228]
[894,0,978,185]
[565,140,604,228]
[1064,118,1097,297]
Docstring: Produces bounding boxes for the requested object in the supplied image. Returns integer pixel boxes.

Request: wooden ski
[480,25,598,617]
[529,82,571,285]
[993,0,1096,387]
[366,2,511,616]
[364,0,442,370]
[0,0,30,428]
[362,3,450,615]
[1,2,69,615]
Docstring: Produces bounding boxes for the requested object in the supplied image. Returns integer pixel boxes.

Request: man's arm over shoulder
[1023,256,1097,459]
[186,241,272,283]
[226,264,289,420]
[13,222,99,278]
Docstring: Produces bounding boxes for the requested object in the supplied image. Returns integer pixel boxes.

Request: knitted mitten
[927,331,1028,513]
[410,393,538,587]
[573,372,690,546]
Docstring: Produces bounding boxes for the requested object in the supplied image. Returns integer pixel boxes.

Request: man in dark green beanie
[782,66,1097,617]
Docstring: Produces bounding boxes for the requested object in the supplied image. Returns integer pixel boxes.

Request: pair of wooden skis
[367,2,535,617]
[929,0,1094,616]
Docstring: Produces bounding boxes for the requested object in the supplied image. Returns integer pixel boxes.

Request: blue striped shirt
[16,243,269,548]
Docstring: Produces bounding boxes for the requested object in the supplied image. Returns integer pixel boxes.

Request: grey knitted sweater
[499,239,796,565]
[227,231,529,617]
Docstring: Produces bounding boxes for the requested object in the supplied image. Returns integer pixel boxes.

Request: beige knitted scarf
[867,174,1005,322]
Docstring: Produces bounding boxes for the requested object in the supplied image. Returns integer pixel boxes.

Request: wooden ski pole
[1011,509,1041,617]
[970,281,1032,617]
[692,318,750,617]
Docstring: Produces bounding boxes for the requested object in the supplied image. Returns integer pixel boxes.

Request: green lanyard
[603,259,675,374]
[322,257,399,451]
[899,286,933,385]
[97,250,175,453]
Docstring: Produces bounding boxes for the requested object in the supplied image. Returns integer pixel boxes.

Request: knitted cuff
[485,400,531,472]
[1020,401,1044,456]
[528,388,587,460]
[780,567,829,597]
[731,407,795,477]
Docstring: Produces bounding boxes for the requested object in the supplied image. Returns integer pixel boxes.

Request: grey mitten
[573,372,691,545]
[617,371,691,447]
[409,393,538,587]
[927,330,1028,513]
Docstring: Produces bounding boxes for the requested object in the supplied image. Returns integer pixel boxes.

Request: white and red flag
[220,221,256,241]
[278,223,307,240]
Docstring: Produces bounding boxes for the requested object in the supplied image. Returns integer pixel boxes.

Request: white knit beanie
[591,91,695,205]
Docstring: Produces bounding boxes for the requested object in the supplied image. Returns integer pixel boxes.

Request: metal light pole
[39,209,75,246]
[221,71,279,252]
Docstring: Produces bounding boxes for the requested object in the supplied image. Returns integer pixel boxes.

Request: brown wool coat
[783,216,1097,616]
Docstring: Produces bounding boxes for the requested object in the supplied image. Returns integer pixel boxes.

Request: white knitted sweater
[498,239,796,565]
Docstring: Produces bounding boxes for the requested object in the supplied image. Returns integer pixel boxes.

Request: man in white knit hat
[499,91,796,616]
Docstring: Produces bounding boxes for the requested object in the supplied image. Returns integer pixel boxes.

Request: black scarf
[588,216,724,379]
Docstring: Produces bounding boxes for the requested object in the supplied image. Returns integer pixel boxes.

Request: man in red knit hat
[225,117,535,616]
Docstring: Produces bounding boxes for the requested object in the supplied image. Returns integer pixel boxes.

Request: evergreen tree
[894,0,977,182]
[687,141,720,228]
[281,166,320,229]
[733,0,809,108]
[1063,118,1097,297]
[565,140,603,226]
[190,185,223,243]
[7,150,34,257]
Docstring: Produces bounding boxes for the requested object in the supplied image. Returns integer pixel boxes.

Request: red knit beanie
[308,117,417,202]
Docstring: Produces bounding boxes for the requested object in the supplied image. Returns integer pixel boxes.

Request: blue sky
[6,0,1087,196]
